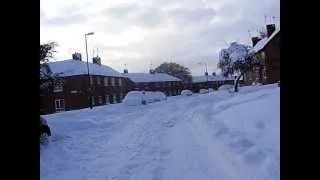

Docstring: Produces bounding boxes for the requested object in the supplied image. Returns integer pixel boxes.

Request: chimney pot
[251,37,262,46]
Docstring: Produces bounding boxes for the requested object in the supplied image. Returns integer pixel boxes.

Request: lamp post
[85,32,94,109]
[198,62,208,87]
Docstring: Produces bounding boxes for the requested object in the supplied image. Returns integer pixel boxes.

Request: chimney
[251,37,261,46]
[92,56,101,65]
[266,24,276,37]
[72,52,82,61]
[123,69,128,74]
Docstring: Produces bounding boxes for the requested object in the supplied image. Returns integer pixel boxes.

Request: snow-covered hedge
[123,91,167,106]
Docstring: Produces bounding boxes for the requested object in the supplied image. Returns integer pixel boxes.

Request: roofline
[256,29,280,53]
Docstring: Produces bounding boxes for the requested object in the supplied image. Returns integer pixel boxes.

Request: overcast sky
[40,0,279,75]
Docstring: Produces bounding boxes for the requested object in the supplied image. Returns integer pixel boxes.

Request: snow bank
[41,84,279,180]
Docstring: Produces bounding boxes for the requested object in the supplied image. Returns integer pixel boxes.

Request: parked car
[123,91,167,105]
[199,89,209,94]
[181,89,193,96]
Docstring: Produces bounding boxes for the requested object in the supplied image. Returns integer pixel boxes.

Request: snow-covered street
[41,84,279,180]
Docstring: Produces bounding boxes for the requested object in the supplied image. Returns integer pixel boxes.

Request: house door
[54,99,65,112]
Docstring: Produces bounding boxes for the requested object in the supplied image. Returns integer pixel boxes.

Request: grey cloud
[168,7,216,25]
[42,13,87,26]
[102,3,139,19]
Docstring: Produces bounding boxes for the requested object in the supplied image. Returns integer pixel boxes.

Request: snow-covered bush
[181,89,193,96]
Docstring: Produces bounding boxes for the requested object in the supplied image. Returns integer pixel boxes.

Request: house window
[263,67,267,79]
[119,78,122,86]
[104,77,108,86]
[261,52,266,60]
[111,78,115,86]
[54,99,65,112]
[90,76,94,85]
[91,96,95,105]
[113,94,117,103]
[105,95,110,104]
[53,81,63,92]
[98,96,103,104]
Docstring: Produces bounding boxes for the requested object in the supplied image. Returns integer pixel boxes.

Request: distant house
[122,70,183,96]
[245,24,280,84]
[40,55,130,114]
[192,74,236,92]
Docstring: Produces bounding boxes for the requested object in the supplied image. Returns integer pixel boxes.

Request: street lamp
[85,32,94,109]
[198,62,208,85]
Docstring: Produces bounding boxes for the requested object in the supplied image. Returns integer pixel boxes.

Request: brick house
[122,71,183,96]
[244,24,280,84]
[192,74,236,92]
[40,56,130,114]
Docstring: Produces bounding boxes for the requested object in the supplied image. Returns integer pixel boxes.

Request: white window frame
[111,78,115,86]
[98,96,103,104]
[119,78,122,86]
[104,77,108,86]
[54,99,65,112]
[91,96,95,105]
[53,82,63,92]
[105,95,110,104]
[113,94,117,103]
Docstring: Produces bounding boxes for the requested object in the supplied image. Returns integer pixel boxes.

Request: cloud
[41,0,280,75]
[41,14,87,26]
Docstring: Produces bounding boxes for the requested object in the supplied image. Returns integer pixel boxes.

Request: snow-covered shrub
[181,89,193,96]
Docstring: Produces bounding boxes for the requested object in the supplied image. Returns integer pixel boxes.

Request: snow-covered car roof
[47,59,125,78]
[123,73,182,83]
[192,75,235,83]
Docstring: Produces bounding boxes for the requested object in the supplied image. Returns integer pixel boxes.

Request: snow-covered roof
[47,59,125,77]
[250,28,280,53]
[123,73,182,83]
[192,75,235,83]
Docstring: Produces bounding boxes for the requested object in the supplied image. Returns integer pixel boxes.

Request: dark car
[40,116,51,143]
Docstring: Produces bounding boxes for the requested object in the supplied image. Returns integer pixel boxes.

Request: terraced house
[245,24,280,84]
[122,70,183,96]
[40,55,130,114]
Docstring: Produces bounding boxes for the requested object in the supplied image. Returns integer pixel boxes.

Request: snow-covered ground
[41,84,280,180]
